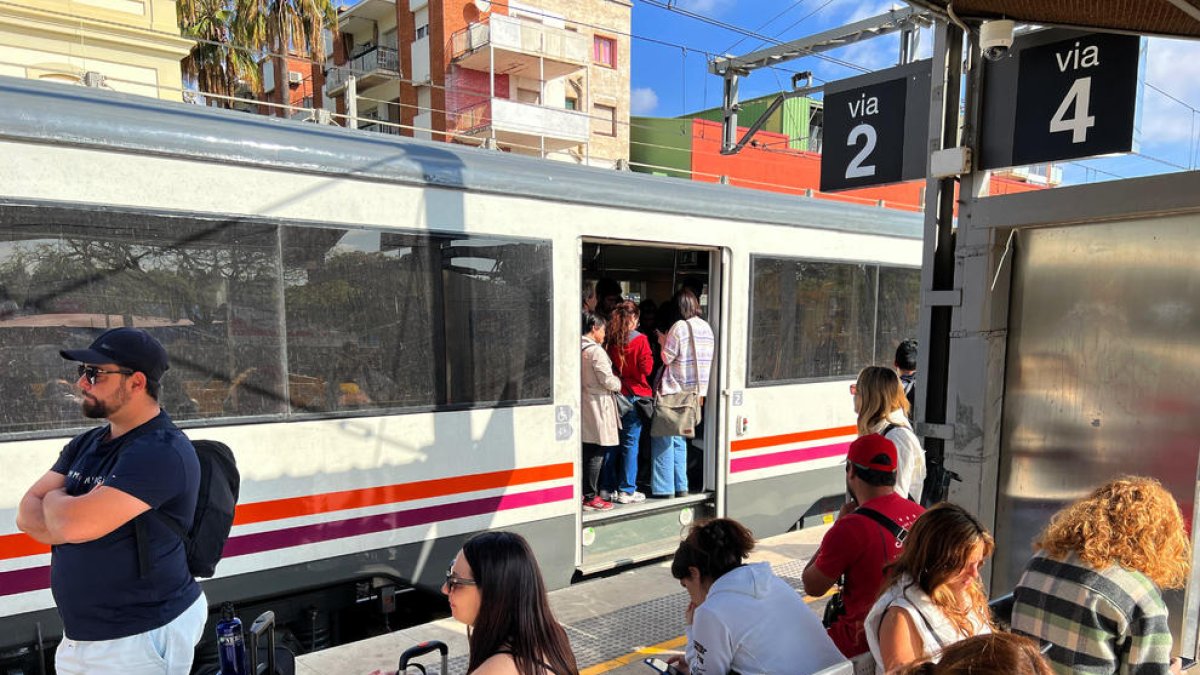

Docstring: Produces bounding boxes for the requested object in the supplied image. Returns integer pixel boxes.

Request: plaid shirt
[658,317,715,396]
[1011,551,1174,675]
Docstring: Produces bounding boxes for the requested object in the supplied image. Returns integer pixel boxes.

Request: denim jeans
[650,434,687,496]
[602,405,643,494]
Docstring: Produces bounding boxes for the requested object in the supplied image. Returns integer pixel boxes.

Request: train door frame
[577,238,730,570]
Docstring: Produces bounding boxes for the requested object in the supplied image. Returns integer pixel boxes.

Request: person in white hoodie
[666,518,849,675]
[853,366,925,503]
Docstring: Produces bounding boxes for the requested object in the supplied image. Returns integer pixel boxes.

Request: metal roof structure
[906,0,1200,39]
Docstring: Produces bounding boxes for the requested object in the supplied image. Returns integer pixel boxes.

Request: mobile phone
[1181,656,1196,670]
[644,657,682,675]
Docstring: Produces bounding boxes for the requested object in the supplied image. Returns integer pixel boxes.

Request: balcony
[450,14,588,80]
[449,98,588,154]
[326,46,400,97]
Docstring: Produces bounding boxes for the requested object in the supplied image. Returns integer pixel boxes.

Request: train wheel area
[295,525,831,674]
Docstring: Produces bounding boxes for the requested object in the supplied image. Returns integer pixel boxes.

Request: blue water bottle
[215,602,248,675]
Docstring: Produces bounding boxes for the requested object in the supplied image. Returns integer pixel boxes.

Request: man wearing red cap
[802,433,926,658]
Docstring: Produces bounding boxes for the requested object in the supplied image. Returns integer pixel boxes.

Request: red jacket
[606,330,653,398]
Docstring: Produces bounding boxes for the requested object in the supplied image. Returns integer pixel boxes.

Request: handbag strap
[855,506,909,544]
[683,319,700,395]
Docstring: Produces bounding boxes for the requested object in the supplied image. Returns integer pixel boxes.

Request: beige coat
[581,335,622,446]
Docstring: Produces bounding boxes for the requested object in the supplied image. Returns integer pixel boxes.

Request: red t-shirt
[811,492,925,657]
[606,331,653,397]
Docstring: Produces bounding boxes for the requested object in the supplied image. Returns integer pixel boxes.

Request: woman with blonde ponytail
[865,503,995,673]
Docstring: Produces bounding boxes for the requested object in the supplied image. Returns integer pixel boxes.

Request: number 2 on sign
[845,123,877,179]
[1050,76,1096,143]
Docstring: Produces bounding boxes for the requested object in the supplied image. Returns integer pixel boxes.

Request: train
[0,75,922,668]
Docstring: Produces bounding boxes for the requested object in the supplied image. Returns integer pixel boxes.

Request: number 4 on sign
[1050,76,1096,143]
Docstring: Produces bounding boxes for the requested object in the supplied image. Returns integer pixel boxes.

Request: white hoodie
[685,562,850,675]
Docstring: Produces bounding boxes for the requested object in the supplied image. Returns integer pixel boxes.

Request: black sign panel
[982,30,1139,170]
[820,60,932,192]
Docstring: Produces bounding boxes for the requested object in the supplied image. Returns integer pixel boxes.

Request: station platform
[296,524,832,675]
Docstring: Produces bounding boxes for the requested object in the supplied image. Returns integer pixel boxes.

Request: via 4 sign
[981,30,1140,170]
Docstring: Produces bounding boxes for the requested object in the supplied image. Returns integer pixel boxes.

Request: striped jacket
[1011,550,1174,675]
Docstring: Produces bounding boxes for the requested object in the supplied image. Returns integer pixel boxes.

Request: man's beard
[82,389,126,419]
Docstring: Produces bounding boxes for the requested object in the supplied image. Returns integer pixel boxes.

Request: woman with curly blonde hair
[1011,476,1191,675]
[865,503,995,672]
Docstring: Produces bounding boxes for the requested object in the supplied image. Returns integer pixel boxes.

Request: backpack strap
[880,423,900,437]
[855,506,909,544]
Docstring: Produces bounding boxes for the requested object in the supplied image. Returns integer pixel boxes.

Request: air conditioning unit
[287,71,304,85]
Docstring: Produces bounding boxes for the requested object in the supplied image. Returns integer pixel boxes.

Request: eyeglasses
[77,364,134,386]
[849,383,858,396]
[445,562,477,592]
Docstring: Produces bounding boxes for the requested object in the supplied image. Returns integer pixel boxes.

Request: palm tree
[238,0,339,116]
[178,0,260,106]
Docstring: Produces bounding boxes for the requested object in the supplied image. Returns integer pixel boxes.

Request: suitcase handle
[398,640,449,675]
[248,610,277,675]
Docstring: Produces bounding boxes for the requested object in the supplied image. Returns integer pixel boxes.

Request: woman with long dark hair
[601,300,652,503]
[666,518,847,675]
[853,365,926,502]
[445,532,579,675]
[865,503,995,672]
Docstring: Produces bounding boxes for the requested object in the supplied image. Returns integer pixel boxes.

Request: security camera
[980,20,1014,61]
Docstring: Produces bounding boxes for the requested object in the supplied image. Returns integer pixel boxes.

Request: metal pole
[347,75,358,128]
[721,74,739,153]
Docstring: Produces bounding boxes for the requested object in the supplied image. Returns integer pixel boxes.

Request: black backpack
[137,439,240,578]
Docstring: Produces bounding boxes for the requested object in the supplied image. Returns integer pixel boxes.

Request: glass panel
[750,258,877,383]
[875,266,921,364]
[0,206,284,432]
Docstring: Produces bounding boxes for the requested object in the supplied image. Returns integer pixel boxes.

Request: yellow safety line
[581,591,833,674]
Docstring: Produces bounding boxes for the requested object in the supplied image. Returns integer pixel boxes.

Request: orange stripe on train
[729,425,857,453]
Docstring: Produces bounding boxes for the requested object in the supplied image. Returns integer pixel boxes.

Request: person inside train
[864,503,995,673]
[803,434,925,658]
[650,290,714,498]
[600,300,652,504]
[895,633,1053,675]
[441,532,579,675]
[853,366,925,503]
[1010,476,1190,675]
[894,338,918,416]
[666,518,848,675]
[594,277,623,317]
[582,281,597,313]
[580,311,621,511]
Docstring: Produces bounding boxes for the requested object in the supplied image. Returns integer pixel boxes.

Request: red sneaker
[582,496,614,511]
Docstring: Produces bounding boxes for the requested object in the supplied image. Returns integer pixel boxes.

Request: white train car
[0,76,921,665]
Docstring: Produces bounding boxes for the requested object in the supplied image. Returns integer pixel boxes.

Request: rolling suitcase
[247,610,296,675]
[397,640,449,675]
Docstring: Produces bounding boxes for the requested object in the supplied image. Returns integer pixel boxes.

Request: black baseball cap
[60,328,170,382]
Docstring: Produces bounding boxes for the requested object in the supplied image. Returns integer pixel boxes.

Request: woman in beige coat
[581,311,621,511]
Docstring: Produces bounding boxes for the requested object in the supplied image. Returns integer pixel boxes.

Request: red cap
[847,434,897,472]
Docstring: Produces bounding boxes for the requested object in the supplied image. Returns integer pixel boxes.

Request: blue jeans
[602,406,642,494]
[650,434,687,496]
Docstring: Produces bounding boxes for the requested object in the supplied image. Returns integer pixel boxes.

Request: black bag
[822,585,847,628]
[139,439,240,578]
[614,393,634,417]
[634,396,655,423]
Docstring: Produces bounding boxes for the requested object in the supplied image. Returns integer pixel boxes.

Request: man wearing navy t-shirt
[16,328,204,675]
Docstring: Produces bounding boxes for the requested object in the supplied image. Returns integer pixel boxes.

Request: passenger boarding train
[0,75,921,664]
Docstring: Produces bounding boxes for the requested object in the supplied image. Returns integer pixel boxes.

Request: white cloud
[671,0,735,16]
[631,87,660,115]
[1139,38,1200,146]
[845,1,904,24]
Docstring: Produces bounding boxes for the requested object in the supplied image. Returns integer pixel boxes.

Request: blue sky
[625,0,1200,186]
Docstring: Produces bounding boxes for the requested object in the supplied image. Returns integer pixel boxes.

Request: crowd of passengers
[403,373,1191,674]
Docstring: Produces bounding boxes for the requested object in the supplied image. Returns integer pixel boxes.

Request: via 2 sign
[819,60,932,193]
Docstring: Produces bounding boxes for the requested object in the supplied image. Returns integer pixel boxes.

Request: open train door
[576,240,726,575]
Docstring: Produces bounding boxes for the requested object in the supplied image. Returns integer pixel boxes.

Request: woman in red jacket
[602,300,653,504]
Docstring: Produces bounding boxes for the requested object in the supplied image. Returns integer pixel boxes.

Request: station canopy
[905,0,1200,39]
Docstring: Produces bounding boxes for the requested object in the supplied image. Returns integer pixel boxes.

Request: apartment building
[327,0,630,167]
[0,0,190,100]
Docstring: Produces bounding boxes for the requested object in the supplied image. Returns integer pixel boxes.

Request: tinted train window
[0,205,552,436]
[0,208,284,432]
[750,258,876,382]
[280,228,552,411]
[875,266,921,364]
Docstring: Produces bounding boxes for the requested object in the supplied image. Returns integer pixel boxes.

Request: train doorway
[577,241,725,574]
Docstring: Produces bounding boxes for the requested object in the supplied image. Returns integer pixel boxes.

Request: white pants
[56,592,208,675]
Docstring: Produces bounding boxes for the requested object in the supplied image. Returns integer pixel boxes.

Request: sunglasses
[445,561,477,592]
[77,364,134,386]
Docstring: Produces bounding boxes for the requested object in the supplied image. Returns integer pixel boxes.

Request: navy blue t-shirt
[49,410,202,640]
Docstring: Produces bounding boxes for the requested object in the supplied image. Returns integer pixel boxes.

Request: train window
[0,207,284,432]
[281,228,552,412]
[749,258,876,383]
[875,266,921,363]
